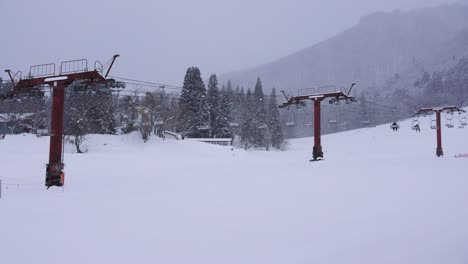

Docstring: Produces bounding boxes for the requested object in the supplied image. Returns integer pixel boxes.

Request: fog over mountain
[1,0,463,85]
[220,4,468,95]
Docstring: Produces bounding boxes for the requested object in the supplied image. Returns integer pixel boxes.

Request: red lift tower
[2,55,121,188]
[280,84,356,161]
[414,106,465,157]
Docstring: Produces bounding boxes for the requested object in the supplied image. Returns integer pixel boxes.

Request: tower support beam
[415,106,465,157]
[46,83,65,187]
[313,99,323,160]
[436,111,443,157]
[280,88,356,161]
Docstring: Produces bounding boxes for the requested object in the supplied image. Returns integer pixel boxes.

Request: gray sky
[0,0,463,86]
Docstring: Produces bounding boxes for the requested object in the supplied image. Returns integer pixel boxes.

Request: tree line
[0,67,285,151]
[177,67,284,150]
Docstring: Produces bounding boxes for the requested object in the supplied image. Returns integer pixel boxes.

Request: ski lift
[197,125,209,130]
[285,108,296,127]
[36,128,50,136]
[229,122,239,127]
[301,104,312,126]
[361,120,371,126]
[445,112,454,128]
[257,124,267,129]
[328,105,340,126]
[328,98,340,105]
[295,101,306,109]
[155,119,164,126]
[459,112,467,128]
[340,121,349,129]
[430,114,437,129]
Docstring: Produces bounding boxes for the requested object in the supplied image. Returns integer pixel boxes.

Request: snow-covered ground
[1,116,468,264]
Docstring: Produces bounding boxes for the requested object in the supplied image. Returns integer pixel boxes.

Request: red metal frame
[415,106,465,157]
[4,55,119,188]
[4,69,16,85]
[282,91,355,161]
[12,71,109,187]
[105,54,120,78]
[313,99,322,159]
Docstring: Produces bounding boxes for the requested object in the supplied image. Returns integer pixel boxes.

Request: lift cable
[108,75,183,90]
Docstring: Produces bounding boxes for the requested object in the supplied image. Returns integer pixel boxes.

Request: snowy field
[1,116,468,264]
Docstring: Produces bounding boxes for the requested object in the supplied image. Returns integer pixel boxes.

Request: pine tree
[240,89,255,149]
[178,67,209,138]
[217,92,233,138]
[252,77,267,148]
[207,74,221,137]
[267,88,284,149]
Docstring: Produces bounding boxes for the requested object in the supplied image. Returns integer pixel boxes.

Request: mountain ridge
[220,4,468,94]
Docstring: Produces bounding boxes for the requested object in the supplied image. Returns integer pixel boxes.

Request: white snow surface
[1,117,468,264]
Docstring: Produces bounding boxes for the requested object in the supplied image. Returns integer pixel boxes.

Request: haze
[0,0,463,85]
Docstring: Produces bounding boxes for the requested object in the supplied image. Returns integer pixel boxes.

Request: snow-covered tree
[117,93,140,134]
[240,89,255,149]
[252,77,267,147]
[178,67,209,138]
[217,92,233,138]
[207,74,221,137]
[64,90,92,153]
[267,88,284,149]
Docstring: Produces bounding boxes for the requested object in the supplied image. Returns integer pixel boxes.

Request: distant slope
[220,4,468,93]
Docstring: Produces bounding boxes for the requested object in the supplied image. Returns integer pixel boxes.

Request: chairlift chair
[155,120,164,126]
[301,105,312,126]
[446,120,454,128]
[285,108,296,127]
[286,121,296,127]
[328,98,340,105]
[458,112,467,128]
[429,115,437,129]
[445,112,454,128]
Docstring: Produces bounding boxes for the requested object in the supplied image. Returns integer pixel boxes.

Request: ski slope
[1,117,468,264]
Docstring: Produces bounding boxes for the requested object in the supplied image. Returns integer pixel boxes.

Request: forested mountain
[219,4,468,138]
[220,4,468,95]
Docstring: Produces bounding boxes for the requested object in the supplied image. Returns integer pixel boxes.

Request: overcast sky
[1,0,465,85]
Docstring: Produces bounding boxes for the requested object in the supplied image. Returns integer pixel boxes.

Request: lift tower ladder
[2,54,121,188]
[414,106,465,157]
[280,84,356,161]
